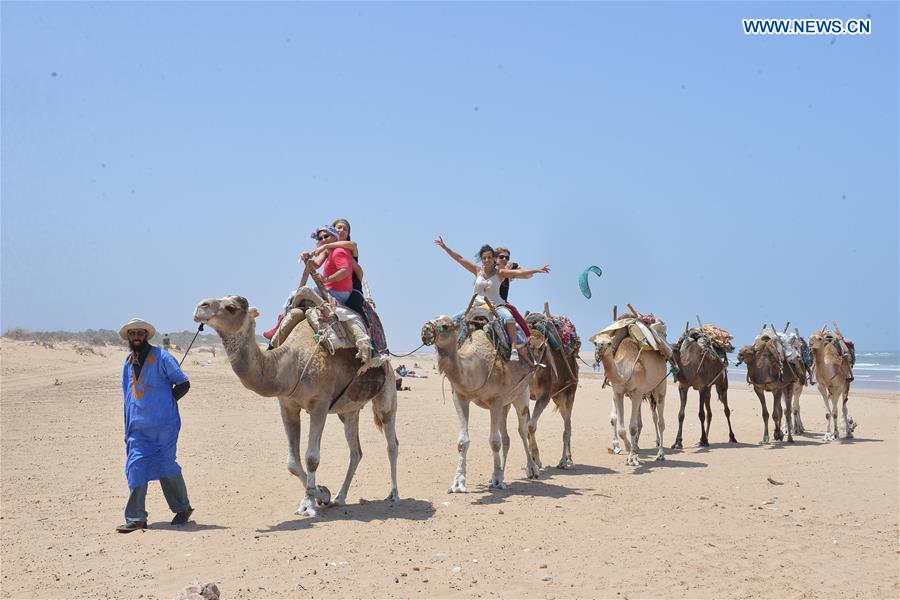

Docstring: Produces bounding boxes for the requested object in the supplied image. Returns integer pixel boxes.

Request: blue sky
[2,2,897,351]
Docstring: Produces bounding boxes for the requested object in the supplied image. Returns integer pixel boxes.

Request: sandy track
[1,339,897,599]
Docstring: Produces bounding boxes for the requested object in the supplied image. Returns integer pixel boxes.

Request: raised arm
[500,265,551,279]
[434,236,478,275]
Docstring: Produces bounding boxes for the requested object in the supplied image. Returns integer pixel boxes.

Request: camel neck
[600,349,627,385]
[221,324,288,397]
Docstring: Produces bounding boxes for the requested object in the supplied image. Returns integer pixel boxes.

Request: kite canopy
[579,266,603,299]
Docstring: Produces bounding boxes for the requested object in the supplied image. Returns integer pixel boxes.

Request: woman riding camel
[306,218,369,326]
[435,236,550,361]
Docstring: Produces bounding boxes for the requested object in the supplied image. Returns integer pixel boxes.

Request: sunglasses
[317,234,332,241]
[497,255,510,260]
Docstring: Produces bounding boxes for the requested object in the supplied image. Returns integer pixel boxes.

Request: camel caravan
[189,227,859,517]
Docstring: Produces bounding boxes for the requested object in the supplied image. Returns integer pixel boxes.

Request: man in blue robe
[117,318,194,533]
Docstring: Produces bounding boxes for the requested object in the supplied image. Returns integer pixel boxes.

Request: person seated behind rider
[494,246,532,337]
[434,237,550,361]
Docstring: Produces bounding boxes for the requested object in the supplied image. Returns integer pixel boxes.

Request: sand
[1,338,897,599]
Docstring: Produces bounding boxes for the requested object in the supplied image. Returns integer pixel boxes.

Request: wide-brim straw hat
[119,318,156,341]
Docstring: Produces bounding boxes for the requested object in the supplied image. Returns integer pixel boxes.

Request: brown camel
[194,295,399,517]
[736,329,804,444]
[525,313,580,469]
[809,328,856,441]
[670,326,737,448]
[591,326,668,466]
[421,315,543,492]
[781,329,811,435]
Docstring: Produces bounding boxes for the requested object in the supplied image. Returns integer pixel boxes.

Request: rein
[179,323,205,367]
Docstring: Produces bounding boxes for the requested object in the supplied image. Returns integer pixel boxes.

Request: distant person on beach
[162,333,171,350]
[116,318,194,533]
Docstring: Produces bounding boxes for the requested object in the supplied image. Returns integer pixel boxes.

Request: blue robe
[122,347,189,489]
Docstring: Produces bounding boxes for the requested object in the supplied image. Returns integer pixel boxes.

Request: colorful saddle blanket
[525,313,580,355]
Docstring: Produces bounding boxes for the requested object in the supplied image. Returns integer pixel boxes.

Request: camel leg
[716,378,737,443]
[818,383,835,441]
[672,385,688,449]
[780,386,793,437]
[279,400,307,482]
[755,387,770,444]
[781,387,795,443]
[649,397,661,448]
[557,392,575,469]
[374,364,400,501]
[772,388,785,442]
[793,385,805,434]
[296,407,331,517]
[703,391,713,445]
[698,387,711,447]
[841,387,854,439]
[634,400,644,448]
[828,387,840,440]
[651,385,666,461]
[528,394,551,469]
[515,391,541,480]
[613,391,630,456]
[333,411,362,506]
[499,404,512,474]
[625,395,642,467]
[610,402,623,454]
[449,393,470,492]
[487,402,507,489]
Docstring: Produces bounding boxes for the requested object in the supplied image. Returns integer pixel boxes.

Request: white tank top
[473,270,505,306]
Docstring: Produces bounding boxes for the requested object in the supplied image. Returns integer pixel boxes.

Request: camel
[809,328,856,441]
[421,316,543,492]
[525,313,580,469]
[670,326,736,448]
[781,329,811,435]
[736,329,804,444]
[591,327,668,466]
[193,295,399,517]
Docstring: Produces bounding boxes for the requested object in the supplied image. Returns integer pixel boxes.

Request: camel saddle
[754,326,799,362]
[820,329,856,367]
[525,313,581,356]
[594,316,673,361]
[454,307,512,361]
[674,324,734,360]
[272,287,385,374]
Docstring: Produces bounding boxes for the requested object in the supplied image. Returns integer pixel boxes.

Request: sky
[2,1,898,353]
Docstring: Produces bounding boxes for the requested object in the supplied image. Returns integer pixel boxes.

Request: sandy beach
[1,338,897,599]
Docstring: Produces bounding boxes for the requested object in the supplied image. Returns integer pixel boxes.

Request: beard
[129,339,151,353]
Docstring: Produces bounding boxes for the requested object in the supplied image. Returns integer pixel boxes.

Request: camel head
[808,331,827,351]
[736,344,755,367]
[194,295,260,336]
[589,332,614,363]
[421,315,461,350]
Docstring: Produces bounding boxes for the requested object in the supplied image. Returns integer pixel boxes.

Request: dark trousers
[125,473,191,523]
[344,290,371,328]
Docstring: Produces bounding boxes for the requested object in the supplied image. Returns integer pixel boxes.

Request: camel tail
[372,402,385,432]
